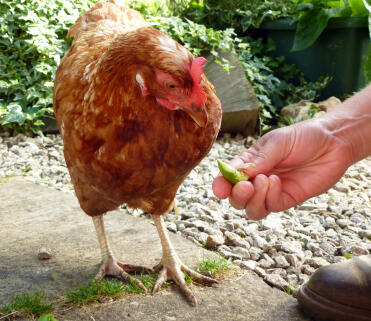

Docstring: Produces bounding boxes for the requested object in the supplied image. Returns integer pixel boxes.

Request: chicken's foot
[151,215,218,306]
[92,215,152,291]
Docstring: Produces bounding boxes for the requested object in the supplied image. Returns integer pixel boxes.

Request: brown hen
[53,0,222,305]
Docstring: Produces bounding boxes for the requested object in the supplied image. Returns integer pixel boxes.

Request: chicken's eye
[167,83,176,89]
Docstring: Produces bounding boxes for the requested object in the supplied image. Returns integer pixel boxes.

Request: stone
[319,242,336,255]
[323,216,337,229]
[274,255,290,268]
[232,247,251,260]
[349,213,364,224]
[265,274,288,289]
[268,268,288,278]
[306,243,324,257]
[275,241,304,260]
[341,243,369,256]
[336,218,350,228]
[253,235,268,250]
[359,230,371,238]
[325,228,338,238]
[206,234,225,250]
[241,223,259,235]
[285,254,300,269]
[239,260,257,271]
[25,142,41,155]
[218,245,242,261]
[224,231,251,249]
[287,274,299,288]
[37,247,52,260]
[249,247,263,261]
[204,51,260,136]
[9,145,20,155]
[48,149,60,160]
[166,222,177,233]
[301,265,316,276]
[258,255,275,269]
[304,257,330,269]
[254,266,267,278]
[298,274,310,285]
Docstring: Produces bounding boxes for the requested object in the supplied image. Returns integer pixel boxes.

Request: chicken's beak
[180,104,208,128]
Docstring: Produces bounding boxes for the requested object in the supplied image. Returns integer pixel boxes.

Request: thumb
[238,128,293,178]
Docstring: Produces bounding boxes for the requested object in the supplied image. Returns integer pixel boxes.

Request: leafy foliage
[181,0,297,32]
[0,0,95,135]
[1,0,331,135]
[143,14,329,130]
[291,0,367,51]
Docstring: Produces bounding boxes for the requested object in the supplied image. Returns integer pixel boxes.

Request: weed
[344,253,352,260]
[283,283,292,296]
[198,256,231,276]
[38,313,59,321]
[124,275,146,293]
[184,272,194,285]
[65,278,123,305]
[0,292,53,316]
[138,273,158,292]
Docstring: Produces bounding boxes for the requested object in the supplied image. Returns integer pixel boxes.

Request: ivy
[0,0,95,135]
[1,0,330,135]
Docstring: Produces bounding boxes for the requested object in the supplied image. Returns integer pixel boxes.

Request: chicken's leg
[151,214,218,305]
[92,215,152,291]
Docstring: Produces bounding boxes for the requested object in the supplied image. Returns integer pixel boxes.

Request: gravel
[1,132,370,292]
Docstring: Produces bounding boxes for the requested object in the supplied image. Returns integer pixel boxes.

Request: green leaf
[349,0,368,16]
[291,7,346,51]
[363,44,371,83]
[1,104,26,125]
[38,313,59,321]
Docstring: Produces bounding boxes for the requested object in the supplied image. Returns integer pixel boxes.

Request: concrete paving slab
[0,179,310,320]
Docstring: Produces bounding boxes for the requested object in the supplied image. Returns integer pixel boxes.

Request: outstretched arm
[212,84,371,220]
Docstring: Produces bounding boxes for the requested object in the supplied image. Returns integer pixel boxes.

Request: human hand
[212,119,353,220]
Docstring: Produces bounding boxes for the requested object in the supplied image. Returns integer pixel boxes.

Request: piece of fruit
[217,160,249,184]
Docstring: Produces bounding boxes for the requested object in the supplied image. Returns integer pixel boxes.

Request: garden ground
[0,179,309,321]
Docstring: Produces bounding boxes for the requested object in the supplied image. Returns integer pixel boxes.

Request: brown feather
[53,1,222,216]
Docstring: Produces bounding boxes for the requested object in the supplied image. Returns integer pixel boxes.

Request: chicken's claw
[152,258,218,306]
[95,256,151,292]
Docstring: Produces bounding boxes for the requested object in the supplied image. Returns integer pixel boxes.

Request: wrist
[319,86,371,164]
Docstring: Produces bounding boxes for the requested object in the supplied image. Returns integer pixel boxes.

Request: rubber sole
[298,283,371,321]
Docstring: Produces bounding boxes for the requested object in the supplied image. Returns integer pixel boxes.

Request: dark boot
[298,254,371,321]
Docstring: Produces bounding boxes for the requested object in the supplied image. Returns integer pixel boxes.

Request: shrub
[0,0,95,135]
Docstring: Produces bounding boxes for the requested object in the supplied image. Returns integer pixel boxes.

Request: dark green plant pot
[261,17,370,99]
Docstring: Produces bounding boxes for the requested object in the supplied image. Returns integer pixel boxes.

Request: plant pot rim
[261,16,368,30]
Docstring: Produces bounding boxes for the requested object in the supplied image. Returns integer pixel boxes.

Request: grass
[283,283,292,296]
[283,281,300,296]
[65,278,124,305]
[0,256,233,318]
[198,256,232,276]
[0,292,53,317]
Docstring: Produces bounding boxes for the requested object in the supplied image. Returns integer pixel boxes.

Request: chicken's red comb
[190,57,207,85]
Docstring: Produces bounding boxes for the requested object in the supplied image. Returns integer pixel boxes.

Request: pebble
[274,255,290,268]
[38,247,53,260]
[1,133,370,293]
[265,274,288,289]
[239,260,257,271]
[206,234,224,249]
